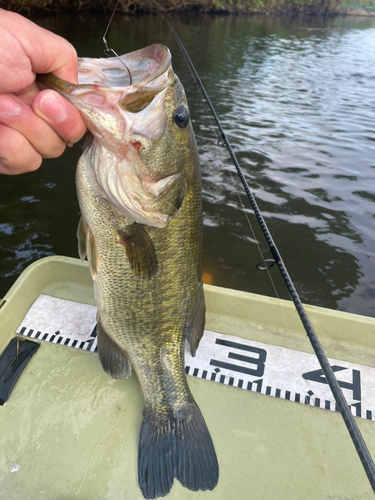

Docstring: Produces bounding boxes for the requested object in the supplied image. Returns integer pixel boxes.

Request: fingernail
[38,94,67,123]
[0,95,22,116]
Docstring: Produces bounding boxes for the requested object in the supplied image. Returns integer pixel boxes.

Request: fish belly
[75,140,219,499]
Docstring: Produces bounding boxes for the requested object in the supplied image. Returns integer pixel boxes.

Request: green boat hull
[0,256,374,499]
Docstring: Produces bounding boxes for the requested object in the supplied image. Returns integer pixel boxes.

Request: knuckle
[53,115,86,146]
[68,123,86,144]
[63,41,78,62]
[0,125,42,173]
[24,117,67,158]
[29,117,48,139]
[0,129,24,157]
[0,159,16,175]
[41,137,66,159]
[28,156,43,172]
[68,45,78,62]
[50,142,66,158]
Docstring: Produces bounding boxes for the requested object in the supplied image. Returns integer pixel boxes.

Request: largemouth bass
[38,44,218,499]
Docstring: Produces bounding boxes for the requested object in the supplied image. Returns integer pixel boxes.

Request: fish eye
[173,106,189,128]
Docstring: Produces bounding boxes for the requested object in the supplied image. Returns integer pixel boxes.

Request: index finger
[0,9,78,91]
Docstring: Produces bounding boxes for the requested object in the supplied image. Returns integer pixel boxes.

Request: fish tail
[138,402,219,499]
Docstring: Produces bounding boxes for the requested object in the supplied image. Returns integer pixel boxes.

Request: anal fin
[119,223,158,279]
[186,287,206,357]
[77,216,98,281]
[97,318,131,379]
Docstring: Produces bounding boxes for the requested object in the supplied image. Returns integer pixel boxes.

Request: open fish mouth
[37,44,190,228]
[37,44,174,147]
[77,44,171,88]
[41,44,172,90]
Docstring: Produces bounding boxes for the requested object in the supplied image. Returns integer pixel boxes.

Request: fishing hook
[103,1,133,86]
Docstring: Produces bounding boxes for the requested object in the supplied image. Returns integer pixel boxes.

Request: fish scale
[38,43,218,499]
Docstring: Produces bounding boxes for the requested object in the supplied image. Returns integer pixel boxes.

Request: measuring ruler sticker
[185,331,375,422]
[16,294,98,352]
[16,295,375,421]
[18,325,98,353]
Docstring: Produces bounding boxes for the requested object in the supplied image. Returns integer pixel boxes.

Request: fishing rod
[151,4,375,493]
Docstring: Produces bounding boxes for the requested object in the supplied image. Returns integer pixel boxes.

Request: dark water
[1,13,375,317]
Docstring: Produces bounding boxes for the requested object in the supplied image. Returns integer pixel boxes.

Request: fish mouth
[77,44,171,87]
[37,44,172,93]
[37,45,183,229]
[37,44,175,151]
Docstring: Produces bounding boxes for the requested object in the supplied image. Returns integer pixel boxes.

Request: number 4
[302,365,361,402]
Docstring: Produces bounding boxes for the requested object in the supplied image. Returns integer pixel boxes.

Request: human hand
[0,9,87,175]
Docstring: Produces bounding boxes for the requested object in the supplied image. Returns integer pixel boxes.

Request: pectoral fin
[77,216,97,280]
[77,216,88,261]
[87,230,98,281]
[96,317,132,379]
[118,224,158,278]
[186,287,206,356]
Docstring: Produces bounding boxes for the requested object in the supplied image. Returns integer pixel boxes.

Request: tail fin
[138,403,219,499]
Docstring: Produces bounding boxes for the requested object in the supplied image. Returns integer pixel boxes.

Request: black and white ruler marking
[185,331,375,421]
[16,294,375,421]
[16,294,98,352]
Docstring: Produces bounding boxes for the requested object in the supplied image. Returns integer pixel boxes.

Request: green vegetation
[2,0,374,15]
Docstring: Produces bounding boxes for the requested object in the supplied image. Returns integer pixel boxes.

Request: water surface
[1,13,375,316]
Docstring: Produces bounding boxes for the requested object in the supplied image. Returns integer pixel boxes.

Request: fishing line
[193,86,336,497]
[151,4,375,493]
[181,69,338,495]
[102,0,133,85]
[176,36,273,283]
[184,41,333,494]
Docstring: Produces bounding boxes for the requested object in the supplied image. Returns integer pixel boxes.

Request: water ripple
[1,13,375,315]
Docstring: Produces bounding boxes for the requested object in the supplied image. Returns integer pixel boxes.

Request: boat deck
[0,256,374,499]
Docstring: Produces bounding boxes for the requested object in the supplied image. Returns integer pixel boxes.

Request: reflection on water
[0,144,81,294]
[1,13,375,316]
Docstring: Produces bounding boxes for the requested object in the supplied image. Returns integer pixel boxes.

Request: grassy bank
[2,0,375,15]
